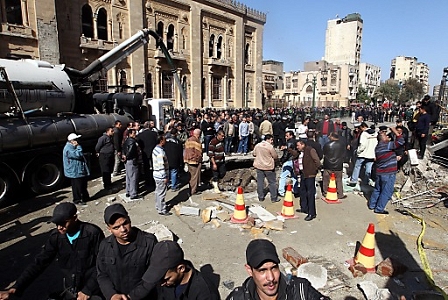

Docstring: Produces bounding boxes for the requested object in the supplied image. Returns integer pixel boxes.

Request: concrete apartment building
[390,56,430,94]
[359,62,381,97]
[0,0,266,109]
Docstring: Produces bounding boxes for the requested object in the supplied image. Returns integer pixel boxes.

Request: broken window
[162,72,173,99]
[81,4,93,38]
[212,77,221,100]
[5,0,23,25]
[167,24,174,51]
[244,43,250,65]
[217,36,223,59]
[228,80,232,100]
[146,73,153,98]
[97,8,107,40]
[156,21,164,48]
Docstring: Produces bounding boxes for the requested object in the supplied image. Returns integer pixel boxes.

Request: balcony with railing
[79,35,117,50]
[155,49,187,61]
[207,57,230,66]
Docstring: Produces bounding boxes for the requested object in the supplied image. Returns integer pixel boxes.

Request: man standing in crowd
[63,133,90,205]
[0,203,104,300]
[137,121,158,189]
[152,135,171,215]
[112,120,123,176]
[259,115,273,140]
[165,128,183,192]
[294,140,321,221]
[306,131,323,160]
[415,105,431,159]
[322,132,347,200]
[201,114,215,154]
[95,127,115,191]
[369,127,404,214]
[348,122,377,187]
[226,239,328,300]
[238,116,250,154]
[122,129,140,200]
[97,204,158,300]
[184,129,203,197]
[272,116,281,147]
[223,116,236,154]
[208,130,226,193]
[253,134,278,202]
[141,241,220,299]
[338,121,352,163]
[278,131,297,197]
[316,114,334,149]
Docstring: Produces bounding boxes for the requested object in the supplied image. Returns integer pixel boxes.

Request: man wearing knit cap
[227,239,328,300]
[97,204,158,300]
[0,202,104,300]
[140,240,219,299]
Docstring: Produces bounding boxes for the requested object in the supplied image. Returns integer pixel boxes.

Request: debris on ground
[358,281,392,300]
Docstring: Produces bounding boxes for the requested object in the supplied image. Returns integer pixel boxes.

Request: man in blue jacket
[415,106,431,159]
[63,133,90,205]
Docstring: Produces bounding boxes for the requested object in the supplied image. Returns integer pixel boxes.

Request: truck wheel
[25,156,64,194]
[0,168,18,207]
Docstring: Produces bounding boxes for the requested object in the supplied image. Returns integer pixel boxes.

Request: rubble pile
[218,168,259,192]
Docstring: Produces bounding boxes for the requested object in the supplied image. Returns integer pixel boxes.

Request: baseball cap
[67,133,81,141]
[104,203,129,224]
[142,241,185,284]
[51,202,77,224]
[246,239,280,268]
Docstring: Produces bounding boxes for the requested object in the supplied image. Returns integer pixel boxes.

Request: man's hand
[164,178,169,184]
[77,291,90,300]
[0,288,15,300]
[96,153,99,157]
[347,145,351,150]
[117,152,122,157]
[421,134,426,138]
[397,155,402,161]
[212,163,217,171]
[111,294,128,300]
[239,136,242,140]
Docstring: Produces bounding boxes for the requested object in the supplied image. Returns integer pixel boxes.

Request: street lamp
[306,73,317,109]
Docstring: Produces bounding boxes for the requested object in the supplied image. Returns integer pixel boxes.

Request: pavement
[0,117,447,299]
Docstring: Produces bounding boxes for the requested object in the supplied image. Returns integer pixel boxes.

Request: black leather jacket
[280,138,297,164]
[323,140,345,171]
[123,137,138,160]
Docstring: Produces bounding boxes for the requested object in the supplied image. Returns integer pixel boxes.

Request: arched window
[167,24,174,51]
[209,34,215,58]
[119,70,127,87]
[5,0,23,25]
[244,43,250,65]
[216,36,223,59]
[156,22,164,48]
[97,8,107,40]
[180,28,186,50]
[146,73,153,98]
[306,85,313,93]
[81,4,93,38]
[228,80,232,100]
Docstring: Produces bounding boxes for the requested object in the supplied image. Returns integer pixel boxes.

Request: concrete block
[145,224,173,241]
[349,263,367,278]
[376,257,407,277]
[296,262,327,289]
[282,247,308,268]
[201,208,212,223]
[211,219,221,228]
[216,211,231,222]
[264,220,284,231]
[249,205,277,222]
[179,206,201,216]
[358,281,392,300]
[408,149,419,165]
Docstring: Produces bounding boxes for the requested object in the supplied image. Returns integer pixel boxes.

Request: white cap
[67,133,81,141]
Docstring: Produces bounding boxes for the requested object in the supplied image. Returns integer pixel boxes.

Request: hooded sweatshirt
[357,128,378,159]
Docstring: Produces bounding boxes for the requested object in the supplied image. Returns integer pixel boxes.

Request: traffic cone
[354,223,376,272]
[231,186,248,224]
[322,173,342,204]
[279,184,298,219]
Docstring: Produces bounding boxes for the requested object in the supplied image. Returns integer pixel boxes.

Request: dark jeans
[256,169,278,202]
[417,133,429,157]
[71,177,89,202]
[204,135,213,154]
[299,177,316,216]
[99,152,114,188]
[224,136,233,154]
[212,162,226,181]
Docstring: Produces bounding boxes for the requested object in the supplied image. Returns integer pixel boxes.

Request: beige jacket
[253,141,278,170]
[259,120,273,136]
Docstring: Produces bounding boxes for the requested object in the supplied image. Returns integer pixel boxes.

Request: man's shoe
[295,209,308,214]
[374,210,389,215]
[158,211,172,216]
[258,198,265,202]
[278,193,285,197]
[340,195,348,200]
[125,193,130,198]
[271,199,280,203]
[347,181,357,187]
[304,215,316,221]
[129,196,142,201]
[73,200,88,207]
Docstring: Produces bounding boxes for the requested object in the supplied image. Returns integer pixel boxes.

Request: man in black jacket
[0,202,104,300]
[322,132,346,199]
[97,204,158,300]
[122,129,140,200]
[95,127,115,190]
[137,122,158,189]
[141,241,220,300]
[113,121,123,176]
[226,239,328,300]
[165,128,184,191]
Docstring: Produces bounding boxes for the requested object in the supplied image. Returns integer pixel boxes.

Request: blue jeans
[225,136,233,154]
[237,135,249,153]
[369,173,396,212]
[278,160,299,195]
[350,157,373,184]
[318,135,329,149]
[204,135,213,154]
[169,168,178,189]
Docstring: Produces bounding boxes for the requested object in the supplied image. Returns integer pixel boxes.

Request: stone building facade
[0,0,266,109]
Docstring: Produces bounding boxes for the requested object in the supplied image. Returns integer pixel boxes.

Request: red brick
[376,257,407,277]
[349,263,367,278]
[282,247,308,268]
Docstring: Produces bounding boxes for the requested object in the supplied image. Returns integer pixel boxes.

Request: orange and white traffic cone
[354,223,376,272]
[231,186,248,224]
[322,173,341,204]
[279,184,298,219]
